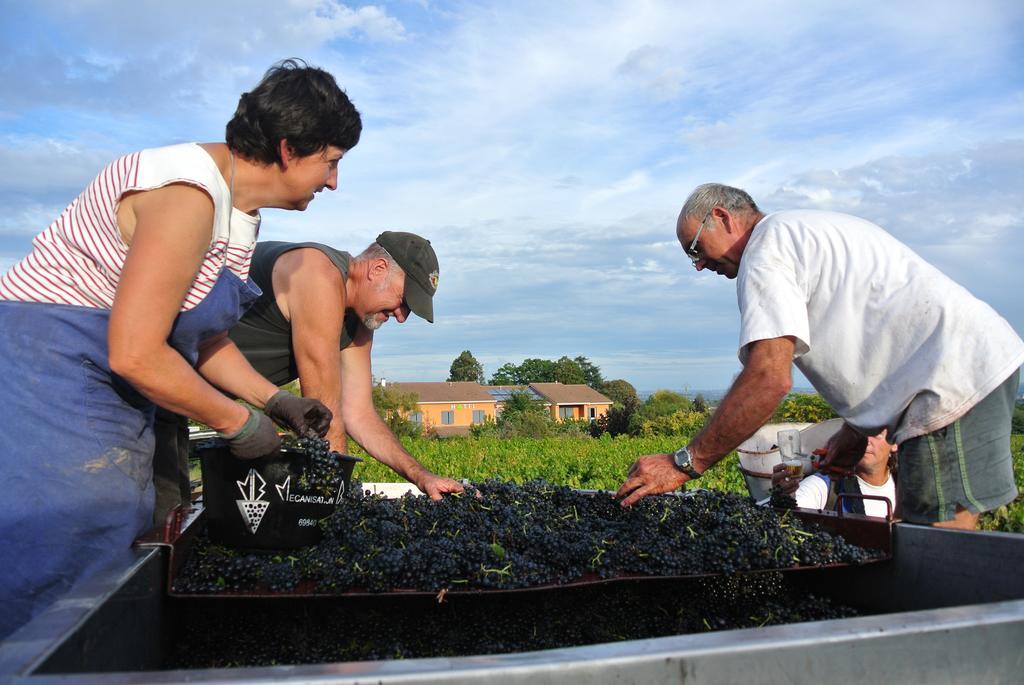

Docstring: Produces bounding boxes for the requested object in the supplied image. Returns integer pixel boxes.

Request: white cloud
[582,171,652,209]
[0,1,406,121]
[1,0,1022,389]
[0,135,116,193]
[763,140,1024,247]
[284,1,406,42]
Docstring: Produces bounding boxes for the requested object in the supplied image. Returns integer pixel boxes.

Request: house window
[441,411,454,425]
[409,412,423,424]
[559,406,575,420]
[472,410,486,424]
[589,407,596,420]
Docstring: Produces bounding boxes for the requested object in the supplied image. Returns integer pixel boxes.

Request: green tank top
[228,241,361,386]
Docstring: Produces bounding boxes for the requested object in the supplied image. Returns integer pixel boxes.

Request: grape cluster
[282,435,346,496]
[173,478,881,596]
[769,484,799,510]
[261,560,301,592]
[172,547,301,594]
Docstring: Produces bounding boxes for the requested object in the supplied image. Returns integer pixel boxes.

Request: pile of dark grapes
[165,572,860,668]
[171,546,300,594]
[172,479,881,596]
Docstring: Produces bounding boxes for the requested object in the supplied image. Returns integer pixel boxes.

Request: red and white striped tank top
[0,143,259,311]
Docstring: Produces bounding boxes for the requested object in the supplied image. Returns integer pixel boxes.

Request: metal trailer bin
[2,510,1024,684]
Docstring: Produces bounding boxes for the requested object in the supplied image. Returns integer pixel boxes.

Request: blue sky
[2,0,1022,392]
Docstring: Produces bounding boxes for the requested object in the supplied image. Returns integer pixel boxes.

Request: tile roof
[383,381,611,405]
[485,385,546,402]
[529,382,612,405]
[386,381,496,403]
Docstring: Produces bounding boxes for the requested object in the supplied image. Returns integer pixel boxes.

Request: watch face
[673,447,699,477]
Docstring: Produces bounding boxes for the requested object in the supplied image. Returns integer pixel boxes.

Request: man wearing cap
[153,232,463,519]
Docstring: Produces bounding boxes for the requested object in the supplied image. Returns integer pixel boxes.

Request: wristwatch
[672,445,701,479]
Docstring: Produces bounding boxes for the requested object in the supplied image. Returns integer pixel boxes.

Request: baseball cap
[375,231,439,323]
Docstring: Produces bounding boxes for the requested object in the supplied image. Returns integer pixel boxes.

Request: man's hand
[417,473,465,501]
[264,390,333,438]
[616,454,689,507]
[219,407,281,459]
[819,423,866,473]
[771,462,800,495]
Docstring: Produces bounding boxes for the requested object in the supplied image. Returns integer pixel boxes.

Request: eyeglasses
[684,209,714,263]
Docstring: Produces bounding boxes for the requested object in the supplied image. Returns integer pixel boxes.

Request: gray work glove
[218,407,281,460]
[264,390,332,439]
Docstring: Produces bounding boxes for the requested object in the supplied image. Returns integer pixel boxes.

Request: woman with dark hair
[0,59,362,639]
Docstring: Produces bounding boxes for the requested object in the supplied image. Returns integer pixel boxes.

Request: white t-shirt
[794,473,895,518]
[737,210,1024,443]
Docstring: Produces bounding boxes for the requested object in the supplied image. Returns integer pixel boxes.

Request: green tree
[504,412,553,438]
[600,379,638,406]
[637,409,708,437]
[518,358,557,383]
[496,391,553,438]
[488,356,604,387]
[591,394,640,437]
[692,393,708,414]
[498,391,548,419]
[574,356,605,389]
[771,393,838,423]
[448,350,485,383]
[489,362,521,385]
[640,389,692,419]
[372,385,422,438]
[553,356,585,385]
[1011,401,1024,434]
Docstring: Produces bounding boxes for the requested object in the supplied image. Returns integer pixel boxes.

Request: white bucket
[736,422,810,501]
[736,419,845,501]
[798,418,845,454]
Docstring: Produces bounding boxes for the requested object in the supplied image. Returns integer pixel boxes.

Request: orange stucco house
[528,382,614,422]
[384,381,498,436]
[384,380,612,436]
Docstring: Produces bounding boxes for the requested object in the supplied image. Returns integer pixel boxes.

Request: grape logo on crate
[236,469,270,534]
[275,475,343,505]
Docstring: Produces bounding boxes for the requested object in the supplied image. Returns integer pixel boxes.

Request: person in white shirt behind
[771,430,897,518]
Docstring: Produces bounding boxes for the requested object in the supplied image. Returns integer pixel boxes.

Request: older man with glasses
[683,209,713,263]
[617,183,1023,531]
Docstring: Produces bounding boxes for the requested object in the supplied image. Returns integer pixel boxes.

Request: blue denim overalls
[0,266,260,638]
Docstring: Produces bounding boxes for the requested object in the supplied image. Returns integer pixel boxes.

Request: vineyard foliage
[978,433,1024,533]
[353,434,742,495]
[589,391,835,439]
[771,393,838,423]
[346,433,1024,534]
[371,385,422,438]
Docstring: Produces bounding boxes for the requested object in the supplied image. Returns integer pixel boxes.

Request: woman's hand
[219,407,282,459]
[264,390,333,438]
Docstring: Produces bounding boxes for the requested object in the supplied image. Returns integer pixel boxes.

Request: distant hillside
[638,387,818,402]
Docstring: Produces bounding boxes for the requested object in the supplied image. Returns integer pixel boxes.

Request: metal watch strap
[672,446,701,479]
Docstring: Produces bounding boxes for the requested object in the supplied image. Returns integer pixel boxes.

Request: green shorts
[896,369,1020,524]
